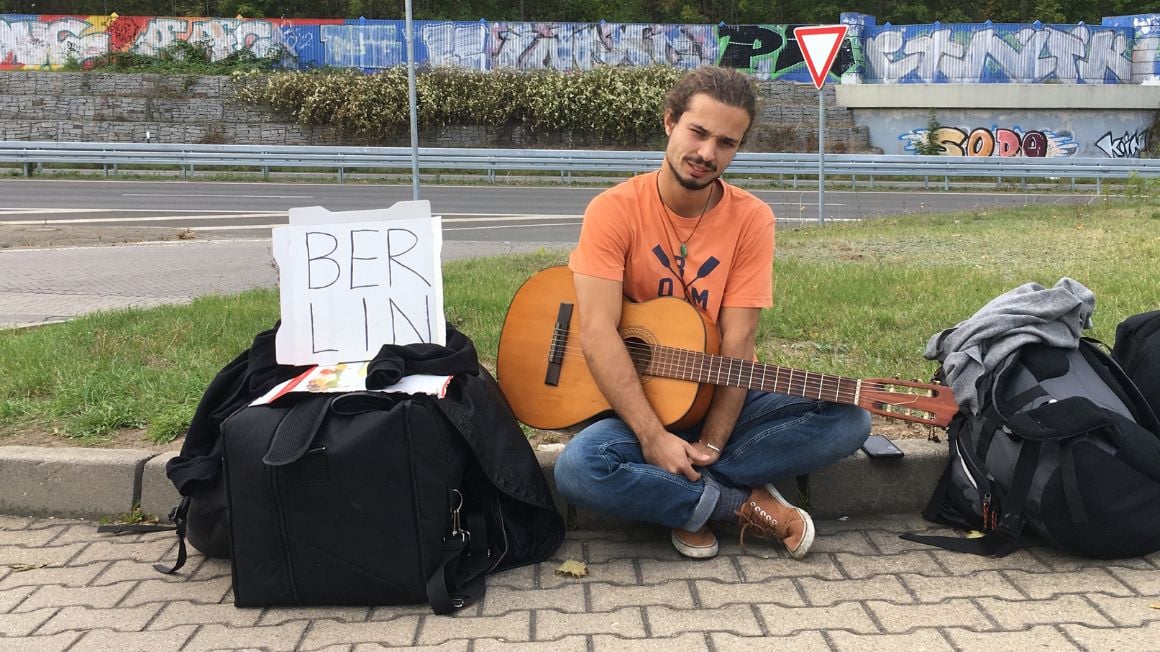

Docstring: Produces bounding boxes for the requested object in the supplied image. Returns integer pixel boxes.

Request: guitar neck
[644,343,860,406]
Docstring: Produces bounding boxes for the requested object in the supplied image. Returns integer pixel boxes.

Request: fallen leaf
[555,559,588,578]
[964,530,985,539]
[1150,602,1160,610]
[10,563,47,572]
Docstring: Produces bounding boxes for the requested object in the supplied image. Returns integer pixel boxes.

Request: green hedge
[233,65,684,146]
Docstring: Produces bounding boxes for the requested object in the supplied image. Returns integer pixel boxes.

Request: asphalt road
[0,178,1100,243]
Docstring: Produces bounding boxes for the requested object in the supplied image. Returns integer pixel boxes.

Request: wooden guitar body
[497,266,716,430]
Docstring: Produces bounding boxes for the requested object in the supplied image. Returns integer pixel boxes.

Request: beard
[666,154,718,191]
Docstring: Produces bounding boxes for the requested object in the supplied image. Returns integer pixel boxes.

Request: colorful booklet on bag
[251,362,452,406]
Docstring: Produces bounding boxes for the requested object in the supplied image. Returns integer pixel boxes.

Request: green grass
[1,199,1156,445]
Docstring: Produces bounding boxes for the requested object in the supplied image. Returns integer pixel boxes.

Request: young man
[554,66,870,559]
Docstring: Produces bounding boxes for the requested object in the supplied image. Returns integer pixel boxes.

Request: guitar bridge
[545,302,573,387]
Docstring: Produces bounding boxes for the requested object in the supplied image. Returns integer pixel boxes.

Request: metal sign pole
[817,88,825,226]
[794,24,846,227]
[404,0,420,200]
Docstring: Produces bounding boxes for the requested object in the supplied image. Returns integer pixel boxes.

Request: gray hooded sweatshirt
[924,278,1095,415]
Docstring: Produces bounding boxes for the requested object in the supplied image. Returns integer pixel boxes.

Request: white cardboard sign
[272,201,445,366]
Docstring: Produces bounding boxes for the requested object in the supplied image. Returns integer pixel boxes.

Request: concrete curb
[141,451,179,519]
[0,445,155,519]
[1,438,948,523]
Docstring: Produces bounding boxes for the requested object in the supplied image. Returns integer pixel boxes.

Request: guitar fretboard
[641,343,861,405]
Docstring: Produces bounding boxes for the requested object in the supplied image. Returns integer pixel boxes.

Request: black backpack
[906,340,1160,558]
[1113,309,1160,419]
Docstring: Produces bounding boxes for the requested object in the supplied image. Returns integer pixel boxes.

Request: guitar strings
[541,340,927,397]
[546,346,863,405]
[539,345,948,424]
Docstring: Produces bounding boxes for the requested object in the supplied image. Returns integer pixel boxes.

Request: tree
[0,0,1154,23]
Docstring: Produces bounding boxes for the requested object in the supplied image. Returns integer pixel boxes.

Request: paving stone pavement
[1,513,1158,650]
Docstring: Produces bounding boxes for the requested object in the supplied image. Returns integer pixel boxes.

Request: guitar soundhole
[624,336,653,374]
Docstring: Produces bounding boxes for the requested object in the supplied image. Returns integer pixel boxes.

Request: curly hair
[662,66,757,131]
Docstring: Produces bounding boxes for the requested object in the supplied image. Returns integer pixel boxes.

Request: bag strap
[1059,441,1088,524]
[96,523,176,535]
[426,511,490,615]
[152,496,191,575]
[263,397,333,466]
[903,438,1041,557]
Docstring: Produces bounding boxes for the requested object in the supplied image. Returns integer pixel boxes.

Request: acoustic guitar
[496,266,957,431]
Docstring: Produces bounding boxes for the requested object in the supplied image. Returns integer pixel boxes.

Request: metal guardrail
[1,141,1156,191]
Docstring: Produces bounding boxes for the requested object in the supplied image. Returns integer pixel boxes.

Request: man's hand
[641,432,713,482]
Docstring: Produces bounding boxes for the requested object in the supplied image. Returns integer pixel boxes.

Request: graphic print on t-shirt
[650,245,721,312]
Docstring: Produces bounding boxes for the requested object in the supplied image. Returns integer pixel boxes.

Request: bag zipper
[487,496,509,572]
[269,464,300,604]
[956,437,979,491]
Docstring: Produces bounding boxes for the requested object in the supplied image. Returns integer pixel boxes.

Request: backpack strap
[1060,440,1088,525]
[96,523,176,535]
[903,438,1041,557]
[153,496,191,575]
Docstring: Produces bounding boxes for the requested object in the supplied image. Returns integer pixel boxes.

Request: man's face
[663,93,751,191]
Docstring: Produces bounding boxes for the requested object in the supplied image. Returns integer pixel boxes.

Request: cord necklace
[656,173,715,258]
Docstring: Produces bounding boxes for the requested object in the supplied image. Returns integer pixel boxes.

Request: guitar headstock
[858,378,958,428]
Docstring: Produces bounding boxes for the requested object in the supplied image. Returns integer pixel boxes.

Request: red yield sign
[793,25,849,89]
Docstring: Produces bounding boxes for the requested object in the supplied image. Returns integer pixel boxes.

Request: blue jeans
[553,391,871,531]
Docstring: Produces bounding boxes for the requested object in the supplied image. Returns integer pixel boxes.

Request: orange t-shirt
[569,170,775,325]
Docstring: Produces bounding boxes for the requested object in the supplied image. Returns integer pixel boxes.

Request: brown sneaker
[671,525,719,559]
[735,484,815,559]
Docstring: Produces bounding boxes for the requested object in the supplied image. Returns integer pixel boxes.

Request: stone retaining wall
[0,72,872,152]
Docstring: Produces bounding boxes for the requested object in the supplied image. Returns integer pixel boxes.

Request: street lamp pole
[404,0,421,200]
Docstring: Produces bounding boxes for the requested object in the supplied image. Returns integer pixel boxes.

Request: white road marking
[173,220,586,232]
[777,217,862,223]
[0,207,267,214]
[0,208,108,215]
[1,212,286,225]
[121,193,315,199]
[0,213,584,226]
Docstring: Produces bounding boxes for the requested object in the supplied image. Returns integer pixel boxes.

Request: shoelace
[736,500,781,553]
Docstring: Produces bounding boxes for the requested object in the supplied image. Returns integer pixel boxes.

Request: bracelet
[701,442,722,453]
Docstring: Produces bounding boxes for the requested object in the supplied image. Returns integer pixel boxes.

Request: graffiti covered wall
[1102,13,1160,83]
[716,24,862,82]
[898,125,1078,157]
[0,15,111,67]
[0,14,344,69]
[0,14,867,79]
[1,13,1155,158]
[487,23,715,71]
[854,109,1153,157]
[1,12,1155,84]
[860,21,1134,84]
[1,12,1154,85]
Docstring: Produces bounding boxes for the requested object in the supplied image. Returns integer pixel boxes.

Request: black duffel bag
[221,388,493,614]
